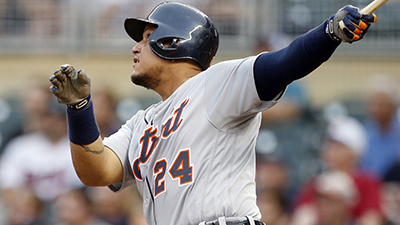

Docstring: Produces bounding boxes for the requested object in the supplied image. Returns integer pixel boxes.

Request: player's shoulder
[206,55,259,75]
[123,102,162,127]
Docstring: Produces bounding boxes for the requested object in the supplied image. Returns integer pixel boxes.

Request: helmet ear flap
[156,38,180,50]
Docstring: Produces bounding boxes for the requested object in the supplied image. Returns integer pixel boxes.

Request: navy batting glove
[326,5,377,43]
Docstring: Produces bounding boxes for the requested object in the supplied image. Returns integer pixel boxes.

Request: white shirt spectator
[0,132,83,202]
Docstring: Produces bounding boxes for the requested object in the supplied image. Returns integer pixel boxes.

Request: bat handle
[339,0,388,30]
[360,0,388,14]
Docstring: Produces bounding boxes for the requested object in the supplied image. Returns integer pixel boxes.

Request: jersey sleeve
[103,114,139,192]
[103,117,135,160]
[203,56,280,131]
[254,21,339,101]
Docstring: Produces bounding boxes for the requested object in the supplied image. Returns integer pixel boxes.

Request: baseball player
[48,2,377,225]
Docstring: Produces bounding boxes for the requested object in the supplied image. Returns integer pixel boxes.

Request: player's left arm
[254,5,377,101]
[49,65,123,187]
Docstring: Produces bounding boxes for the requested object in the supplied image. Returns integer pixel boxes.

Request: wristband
[67,100,100,145]
[67,95,91,110]
[326,15,341,42]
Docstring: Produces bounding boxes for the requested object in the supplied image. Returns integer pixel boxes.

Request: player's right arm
[49,64,123,186]
[254,5,377,102]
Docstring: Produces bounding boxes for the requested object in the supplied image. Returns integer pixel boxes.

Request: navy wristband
[67,100,100,145]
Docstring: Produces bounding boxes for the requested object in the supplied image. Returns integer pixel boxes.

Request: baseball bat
[339,0,388,29]
[360,0,388,14]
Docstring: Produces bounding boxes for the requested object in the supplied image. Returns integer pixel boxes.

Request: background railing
[1,0,399,56]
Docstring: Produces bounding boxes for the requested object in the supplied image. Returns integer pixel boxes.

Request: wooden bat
[339,0,388,29]
[360,0,389,14]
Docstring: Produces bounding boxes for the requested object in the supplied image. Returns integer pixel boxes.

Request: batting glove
[326,5,377,43]
[49,64,91,110]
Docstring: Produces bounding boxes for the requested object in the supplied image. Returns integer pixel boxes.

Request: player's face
[130,25,169,90]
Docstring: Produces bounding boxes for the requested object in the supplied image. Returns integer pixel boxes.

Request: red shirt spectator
[291,116,384,225]
[293,170,383,221]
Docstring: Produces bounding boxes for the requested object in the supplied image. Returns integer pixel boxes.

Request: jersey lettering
[133,127,159,180]
[132,99,190,181]
[162,99,188,138]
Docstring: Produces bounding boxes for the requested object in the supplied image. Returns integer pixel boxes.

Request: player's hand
[326,5,377,43]
[49,64,91,108]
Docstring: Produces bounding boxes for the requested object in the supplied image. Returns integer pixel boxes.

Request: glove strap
[326,15,341,42]
[67,95,91,110]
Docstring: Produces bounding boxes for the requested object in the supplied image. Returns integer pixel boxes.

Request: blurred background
[0,0,400,225]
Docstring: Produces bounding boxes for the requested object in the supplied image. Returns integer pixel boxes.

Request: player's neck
[156,63,201,100]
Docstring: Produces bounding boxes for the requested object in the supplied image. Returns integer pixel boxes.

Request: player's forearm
[70,137,105,185]
[67,101,122,186]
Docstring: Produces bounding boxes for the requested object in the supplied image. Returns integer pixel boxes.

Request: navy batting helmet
[124,1,219,70]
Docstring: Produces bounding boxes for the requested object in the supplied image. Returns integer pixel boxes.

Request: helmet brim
[124,18,157,43]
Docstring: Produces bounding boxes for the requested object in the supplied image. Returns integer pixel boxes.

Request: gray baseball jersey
[103,55,279,225]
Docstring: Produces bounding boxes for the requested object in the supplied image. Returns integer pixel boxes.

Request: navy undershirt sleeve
[254,20,341,101]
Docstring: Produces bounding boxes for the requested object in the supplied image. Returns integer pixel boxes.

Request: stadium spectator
[92,87,121,138]
[22,83,54,133]
[257,188,290,225]
[54,188,112,225]
[90,186,146,225]
[1,187,45,225]
[291,116,384,225]
[292,171,358,225]
[256,156,289,195]
[0,83,50,156]
[0,86,83,224]
[359,74,400,179]
[381,159,400,224]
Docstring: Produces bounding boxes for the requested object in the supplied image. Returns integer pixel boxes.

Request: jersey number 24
[154,149,193,197]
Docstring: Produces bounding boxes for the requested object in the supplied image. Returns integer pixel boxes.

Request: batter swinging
[48,2,377,225]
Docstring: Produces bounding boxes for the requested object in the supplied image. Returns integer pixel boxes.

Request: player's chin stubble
[131,71,162,90]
